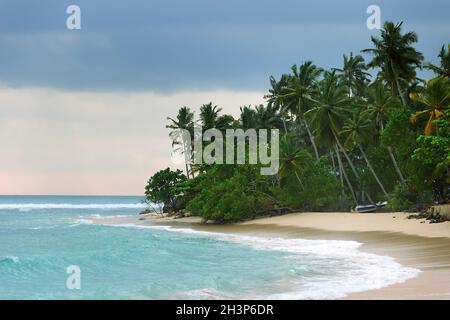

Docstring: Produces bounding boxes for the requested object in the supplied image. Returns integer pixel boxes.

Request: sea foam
[89,221,420,299]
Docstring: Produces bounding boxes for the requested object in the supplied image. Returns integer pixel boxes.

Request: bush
[145,168,186,213]
[389,182,433,211]
[186,165,271,223]
[275,161,350,211]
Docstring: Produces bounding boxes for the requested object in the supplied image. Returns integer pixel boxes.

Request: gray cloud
[0,0,448,91]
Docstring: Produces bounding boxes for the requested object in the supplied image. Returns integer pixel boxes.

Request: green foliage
[382,108,417,157]
[276,160,350,211]
[412,120,450,201]
[187,166,271,223]
[389,183,417,210]
[388,181,434,210]
[148,24,449,220]
[145,168,187,212]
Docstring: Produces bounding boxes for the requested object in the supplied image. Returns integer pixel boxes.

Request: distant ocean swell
[0,203,149,210]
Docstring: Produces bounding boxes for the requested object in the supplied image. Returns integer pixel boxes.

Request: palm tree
[342,111,389,198]
[306,71,358,204]
[333,52,371,97]
[307,71,359,176]
[278,134,313,189]
[366,82,400,128]
[277,62,323,159]
[426,44,450,78]
[199,102,222,130]
[239,106,257,130]
[264,74,291,132]
[365,82,405,183]
[410,77,450,135]
[166,106,194,178]
[363,21,424,106]
[254,104,284,130]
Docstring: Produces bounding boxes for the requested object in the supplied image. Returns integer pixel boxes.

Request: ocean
[0,195,419,299]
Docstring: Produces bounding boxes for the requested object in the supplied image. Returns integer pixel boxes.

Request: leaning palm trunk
[335,145,358,204]
[282,118,288,133]
[294,171,305,190]
[332,130,359,178]
[394,77,407,107]
[303,119,320,160]
[338,152,344,188]
[387,147,405,183]
[330,150,337,173]
[364,191,375,205]
[380,122,406,183]
[358,144,388,198]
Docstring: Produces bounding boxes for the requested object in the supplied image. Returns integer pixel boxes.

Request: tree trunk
[182,142,190,179]
[358,144,389,198]
[185,163,190,179]
[388,146,405,183]
[303,119,320,160]
[364,191,375,205]
[330,150,336,173]
[282,118,288,134]
[380,122,406,183]
[335,145,358,205]
[332,130,359,178]
[338,151,344,189]
[395,77,407,107]
[294,171,305,190]
[391,63,407,107]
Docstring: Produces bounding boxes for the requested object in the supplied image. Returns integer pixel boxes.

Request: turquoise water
[0,196,419,299]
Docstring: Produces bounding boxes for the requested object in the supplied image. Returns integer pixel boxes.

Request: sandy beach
[95,211,450,300]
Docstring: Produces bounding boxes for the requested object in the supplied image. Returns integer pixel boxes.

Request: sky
[0,0,449,195]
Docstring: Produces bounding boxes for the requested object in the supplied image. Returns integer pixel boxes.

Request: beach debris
[407,204,450,224]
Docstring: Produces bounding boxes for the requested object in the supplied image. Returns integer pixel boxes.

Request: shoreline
[94,211,450,299]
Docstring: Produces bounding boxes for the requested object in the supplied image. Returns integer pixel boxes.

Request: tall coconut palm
[306,71,358,204]
[265,74,290,110]
[239,106,257,130]
[166,106,194,178]
[307,71,359,176]
[278,134,313,189]
[199,102,222,130]
[426,44,450,79]
[264,74,291,132]
[278,62,323,159]
[365,82,405,183]
[333,52,371,97]
[410,77,450,135]
[366,82,400,128]
[363,21,424,106]
[193,103,234,175]
[342,111,389,198]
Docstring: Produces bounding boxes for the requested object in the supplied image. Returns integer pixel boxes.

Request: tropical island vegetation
[145,21,450,223]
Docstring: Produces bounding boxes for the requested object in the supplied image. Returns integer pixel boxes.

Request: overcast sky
[0,0,449,195]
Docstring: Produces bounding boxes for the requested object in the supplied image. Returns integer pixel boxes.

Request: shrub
[145,168,186,213]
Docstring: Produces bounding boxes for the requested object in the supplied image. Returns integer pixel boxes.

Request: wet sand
[94,212,450,299]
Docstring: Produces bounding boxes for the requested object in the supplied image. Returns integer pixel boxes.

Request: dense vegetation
[145,21,450,222]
